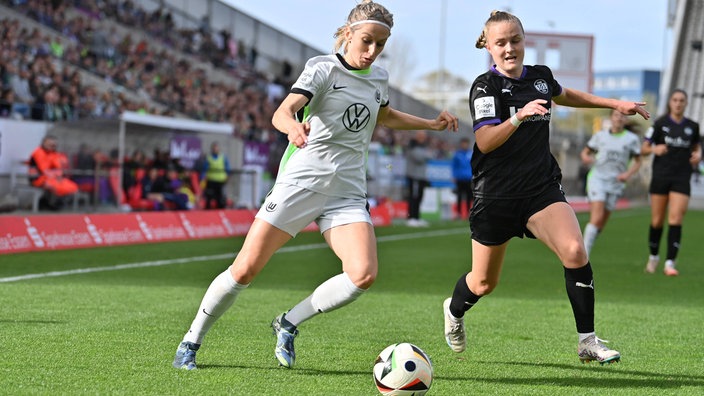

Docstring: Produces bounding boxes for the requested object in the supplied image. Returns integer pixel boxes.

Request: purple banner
[170,135,202,169]
[242,141,270,168]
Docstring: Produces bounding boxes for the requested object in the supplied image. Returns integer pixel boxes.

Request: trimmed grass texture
[1,208,703,395]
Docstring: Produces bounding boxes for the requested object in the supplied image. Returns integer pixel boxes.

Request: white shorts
[255,183,372,237]
[586,178,623,211]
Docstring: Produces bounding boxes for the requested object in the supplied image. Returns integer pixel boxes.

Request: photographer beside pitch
[442,10,649,364]
[172,0,458,370]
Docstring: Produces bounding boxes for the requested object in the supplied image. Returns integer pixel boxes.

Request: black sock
[648,226,663,256]
[666,225,682,261]
[564,263,595,334]
[449,272,481,318]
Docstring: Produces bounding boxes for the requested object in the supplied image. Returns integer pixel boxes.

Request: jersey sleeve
[586,132,600,151]
[645,120,663,144]
[379,68,390,107]
[629,133,642,156]
[692,122,701,149]
[469,79,501,131]
[291,57,330,100]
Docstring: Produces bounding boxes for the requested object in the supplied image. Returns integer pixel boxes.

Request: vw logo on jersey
[342,103,371,132]
[534,79,549,94]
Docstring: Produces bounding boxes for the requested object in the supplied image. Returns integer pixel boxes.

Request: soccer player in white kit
[581,109,642,256]
[172,0,458,370]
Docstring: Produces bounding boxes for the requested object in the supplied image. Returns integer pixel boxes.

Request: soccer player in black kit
[642,89,701,276]
[442,10,650,364]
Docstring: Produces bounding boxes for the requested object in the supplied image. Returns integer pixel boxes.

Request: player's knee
[470,279,497,296]
[346,266,377,289]
[349,271,376,289]
[562,238,588,266]
[229,263,257,284]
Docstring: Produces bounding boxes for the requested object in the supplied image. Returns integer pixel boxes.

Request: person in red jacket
[28,135,78,209]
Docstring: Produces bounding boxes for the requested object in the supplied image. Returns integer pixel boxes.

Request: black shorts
[469,182,567,246]
[649,176,691,196]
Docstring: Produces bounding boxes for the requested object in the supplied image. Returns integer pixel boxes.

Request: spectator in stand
[123,149,149,193]
[140,166,189,211]
[200,141,231,209]
[31,83,61,121]
[71,143,97,194]
[0,89,17,118]
[405,130,435,227]
[8,64,33,118]
[451,137,474,220]
[28,134,78,210]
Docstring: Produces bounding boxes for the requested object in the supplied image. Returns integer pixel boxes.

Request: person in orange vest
[28,135,78,209]
[200,141,231,209]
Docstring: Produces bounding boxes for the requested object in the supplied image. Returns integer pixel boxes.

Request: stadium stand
[0,0,470,213]
[661,0,704,126]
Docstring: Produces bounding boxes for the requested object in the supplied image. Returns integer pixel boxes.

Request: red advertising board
[0,206,393,254]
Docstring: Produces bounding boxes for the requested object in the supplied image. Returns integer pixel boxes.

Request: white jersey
[275,54,390,198]
[586,129,641,189]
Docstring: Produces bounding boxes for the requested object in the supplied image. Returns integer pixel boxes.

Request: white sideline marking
[0,227,467,283]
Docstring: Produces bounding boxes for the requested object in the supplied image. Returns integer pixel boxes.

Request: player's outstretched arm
[378,107,458,132]
[554,88,650,120]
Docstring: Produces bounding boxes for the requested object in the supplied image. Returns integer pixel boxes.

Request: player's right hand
[288,122,311,148]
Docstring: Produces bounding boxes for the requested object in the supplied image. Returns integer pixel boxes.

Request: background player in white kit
[172,0,458,370]
[580,109,642,256]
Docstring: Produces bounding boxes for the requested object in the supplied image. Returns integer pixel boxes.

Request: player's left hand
[617,101,650,120]
[432,110,459,132]
[690,150,702,165]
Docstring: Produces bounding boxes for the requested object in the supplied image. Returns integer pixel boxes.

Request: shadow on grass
[0,319,64,324]
[196,363,369,377]
[432,360,704,389]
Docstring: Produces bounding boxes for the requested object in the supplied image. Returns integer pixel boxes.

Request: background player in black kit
[642,89,701,276]
[442,10,650,364]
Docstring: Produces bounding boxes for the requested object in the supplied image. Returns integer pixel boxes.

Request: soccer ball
[372,342,433,395]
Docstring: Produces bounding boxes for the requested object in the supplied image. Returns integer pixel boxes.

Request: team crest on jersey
[684,127,693,136]
[375,89,381,103]
[534,79,549,94]
[265,202,277,212]
[343,103,371,132]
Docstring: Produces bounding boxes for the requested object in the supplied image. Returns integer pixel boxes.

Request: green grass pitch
[1,207,703,395]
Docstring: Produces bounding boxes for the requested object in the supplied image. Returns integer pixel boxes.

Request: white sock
[285,272,365,327]
[665,259,676,268]
[183,269,248,344]
[579,332,596,343]
[583,223,599,255]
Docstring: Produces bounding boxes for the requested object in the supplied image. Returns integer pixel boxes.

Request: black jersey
[645,115,701,179]
[469,65,563,199]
